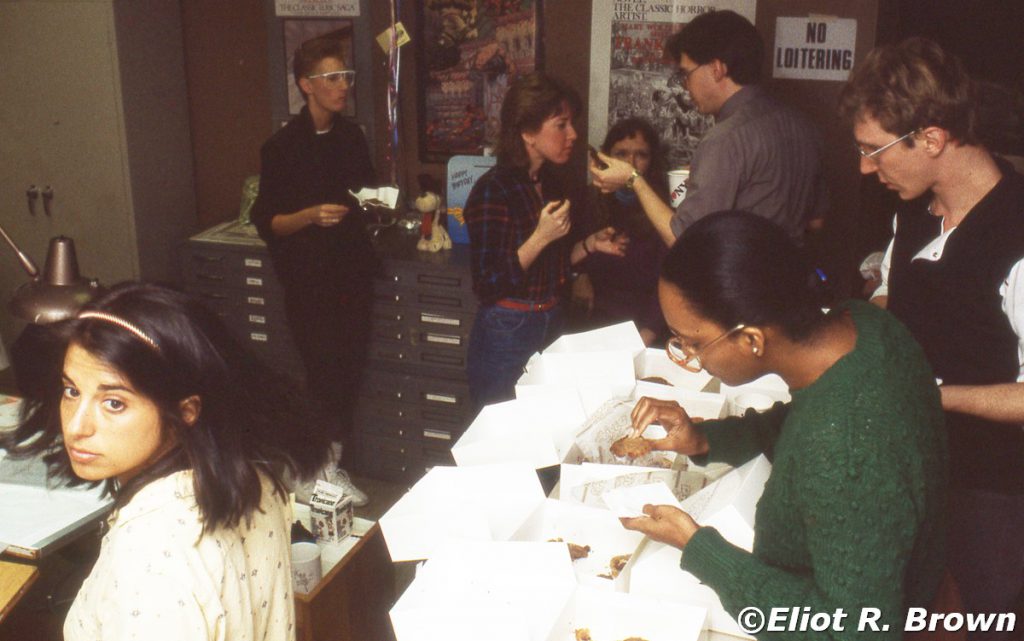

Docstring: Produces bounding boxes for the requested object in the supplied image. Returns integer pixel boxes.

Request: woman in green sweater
[622,211,949,639]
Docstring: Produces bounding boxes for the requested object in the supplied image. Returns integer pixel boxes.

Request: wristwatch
[625,169,640,191]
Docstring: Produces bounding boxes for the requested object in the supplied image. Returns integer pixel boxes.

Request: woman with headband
[4,282,330,640]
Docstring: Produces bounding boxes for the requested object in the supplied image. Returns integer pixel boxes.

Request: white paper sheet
[601,482,683,519]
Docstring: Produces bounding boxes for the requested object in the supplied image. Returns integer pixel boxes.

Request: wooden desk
[294,524,396,641]
[0,559,38,625]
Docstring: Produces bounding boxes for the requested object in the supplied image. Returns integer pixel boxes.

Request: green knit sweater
[682,300,947,640]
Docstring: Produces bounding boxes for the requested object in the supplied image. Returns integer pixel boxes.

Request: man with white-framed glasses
[841,37,1024,634]
[252,36,377,508]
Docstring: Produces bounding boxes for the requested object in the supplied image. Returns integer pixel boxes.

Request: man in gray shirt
[592,10,827,245]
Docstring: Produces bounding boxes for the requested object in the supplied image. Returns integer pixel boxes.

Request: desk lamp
[0,224,102,397]
[0,224,101,324]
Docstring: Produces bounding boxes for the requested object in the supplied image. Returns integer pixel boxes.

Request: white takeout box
[515,350,637,404]
[719,373,791,406]
[390,539,577,641]
[379,463,545,562]
[511,499,646,590]
[452,395,587,469]
[545,584,708,641]
[514,376,624,417]
[680,454,772,552]
[627,538,753,640]
[634,348,714,392]
[544,320,646,355]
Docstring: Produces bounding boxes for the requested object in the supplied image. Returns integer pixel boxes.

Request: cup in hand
[668,168,690,208]
[291,541,322,595]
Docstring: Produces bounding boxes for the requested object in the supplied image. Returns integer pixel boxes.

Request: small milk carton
[309,480,354,543]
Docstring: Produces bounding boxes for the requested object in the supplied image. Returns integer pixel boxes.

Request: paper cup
[291,542,322,594]
[668,168,690,208]
[728,392,775,417]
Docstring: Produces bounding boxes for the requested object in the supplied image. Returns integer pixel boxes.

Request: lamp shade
[8,236,102,324]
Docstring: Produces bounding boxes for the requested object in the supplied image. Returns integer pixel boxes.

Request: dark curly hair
[3,282,330,534]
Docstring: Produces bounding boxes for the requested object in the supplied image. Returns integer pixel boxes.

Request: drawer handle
[417,274,462,288]
[424,393,458,404]
[395,392,403,399]
[397,410,404,418]
[422,353,463,366]
[398,429,405,437]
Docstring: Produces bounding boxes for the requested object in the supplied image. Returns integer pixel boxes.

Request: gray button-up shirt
[672,85,827,241]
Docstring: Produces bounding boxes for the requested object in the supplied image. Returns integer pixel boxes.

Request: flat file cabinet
[179,220,305,378]
[180,223,477,486]
[357,229,477,485]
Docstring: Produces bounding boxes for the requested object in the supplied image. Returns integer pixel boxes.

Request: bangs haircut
[495,71,582,168]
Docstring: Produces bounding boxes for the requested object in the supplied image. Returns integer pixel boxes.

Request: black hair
[664,10,763,85]
[661,211,827,341]
[3,282,330,533]
[495,71,582,168]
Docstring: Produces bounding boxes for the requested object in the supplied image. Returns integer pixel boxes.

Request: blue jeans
[466,304,564,412]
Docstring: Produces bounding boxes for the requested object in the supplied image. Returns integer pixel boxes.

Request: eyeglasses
[666,324,745,373]
[676,63,704,85]
[855,129,918,163]
[307,70,356,87]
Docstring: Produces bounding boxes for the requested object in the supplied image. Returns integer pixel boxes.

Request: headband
[77,311,160,352]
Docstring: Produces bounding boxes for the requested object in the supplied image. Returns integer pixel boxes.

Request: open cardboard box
[544,320,646,355]
[390,539,577,641]
[626,538,753,640]
[680,455,771,552]
[634,348,714,392]
[515,350,638,411]
[511,498,645,590]
[719,373,791,413]
[379,463,545,562]
[546,585,708,641]
[452,395,587,469]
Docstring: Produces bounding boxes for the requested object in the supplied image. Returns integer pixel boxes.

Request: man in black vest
[841,38,1024,634]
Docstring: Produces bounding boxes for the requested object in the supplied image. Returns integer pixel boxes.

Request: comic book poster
[418,0,540,161]
[590,1,756,169]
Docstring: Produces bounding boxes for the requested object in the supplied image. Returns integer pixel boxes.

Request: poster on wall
[772,16,856,81]
[275,1,359,18]
[417,0,541,162]
[283,19,355,117]
[589,0,756,169]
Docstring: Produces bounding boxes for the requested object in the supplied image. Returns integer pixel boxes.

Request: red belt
[495,297,559,312]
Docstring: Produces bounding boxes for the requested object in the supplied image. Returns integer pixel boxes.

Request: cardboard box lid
[390,539,577,641]
[545,321,646,355]
[452,395,587,469]
[379,464,546,562]
[510,498,646,590]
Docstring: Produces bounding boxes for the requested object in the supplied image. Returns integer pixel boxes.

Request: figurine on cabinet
[415,174,452,252]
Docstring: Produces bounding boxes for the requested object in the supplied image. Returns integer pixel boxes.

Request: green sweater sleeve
[681,418,918,641]
[700,402,788,467]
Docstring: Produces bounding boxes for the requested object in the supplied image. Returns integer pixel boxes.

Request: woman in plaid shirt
[465,72,627,410]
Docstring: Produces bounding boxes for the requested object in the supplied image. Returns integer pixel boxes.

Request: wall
[181,0,272,229]
[180,0,1020,296]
